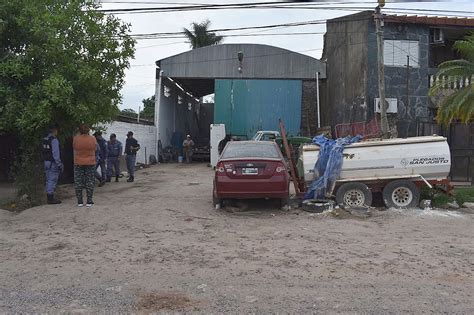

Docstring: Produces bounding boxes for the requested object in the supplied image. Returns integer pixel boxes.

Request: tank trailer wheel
[336,182,373,207]
[383,179,420,209]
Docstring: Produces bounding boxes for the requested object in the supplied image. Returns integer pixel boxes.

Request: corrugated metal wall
[214,79,302,139]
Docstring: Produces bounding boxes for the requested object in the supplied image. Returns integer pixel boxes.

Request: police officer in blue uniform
[42,124,63,204]
[94,131,108,187]
[125,131,140,182]
[106,133,123,182]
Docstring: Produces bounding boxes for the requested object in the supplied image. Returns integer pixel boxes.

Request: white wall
[103,121,156,165]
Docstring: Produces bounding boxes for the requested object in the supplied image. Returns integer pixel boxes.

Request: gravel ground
[0,163,473,314]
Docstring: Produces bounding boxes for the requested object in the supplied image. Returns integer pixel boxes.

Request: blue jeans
[44,161,59,194]
[107,156,120,178]
[126,155,136,177]
[95,160,107,181]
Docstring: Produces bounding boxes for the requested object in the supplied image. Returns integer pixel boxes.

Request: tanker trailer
[299,136,451,208]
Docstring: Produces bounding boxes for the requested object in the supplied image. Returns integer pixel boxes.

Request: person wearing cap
[182,135,195,163]
[106,133,122,182]
[124,131,140,182]
[42,124,63,204]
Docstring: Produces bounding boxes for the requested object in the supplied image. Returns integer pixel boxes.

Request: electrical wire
[128,16,374,39]
[97,1,474,17]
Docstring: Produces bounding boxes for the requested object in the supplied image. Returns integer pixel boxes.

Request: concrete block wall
[103,121,156,165]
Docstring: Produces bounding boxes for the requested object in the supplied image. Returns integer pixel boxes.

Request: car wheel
[280,183,290,210]
[213,194,222,209]
[383,179,419,209]
[336,182,372,207]
[280,195,290,210]
[212,183,222,209]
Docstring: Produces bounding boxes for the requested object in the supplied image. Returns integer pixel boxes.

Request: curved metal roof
[156,43,326,80]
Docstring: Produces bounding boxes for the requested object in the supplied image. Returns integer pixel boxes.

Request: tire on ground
[335,182,373,207]
[382,179,420,209]
[302,199,334,213]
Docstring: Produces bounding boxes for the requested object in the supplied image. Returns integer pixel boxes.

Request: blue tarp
[304,135,362,200]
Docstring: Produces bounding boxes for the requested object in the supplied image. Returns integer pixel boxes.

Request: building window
[384,40,419,68]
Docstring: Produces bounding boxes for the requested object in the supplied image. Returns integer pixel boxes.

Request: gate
[417,120,474,183]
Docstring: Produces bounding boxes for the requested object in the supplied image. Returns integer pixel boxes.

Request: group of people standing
[42,124,140,207]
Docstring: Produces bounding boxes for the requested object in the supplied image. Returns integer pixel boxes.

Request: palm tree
[429,33,474,125]
[183,20,223,49]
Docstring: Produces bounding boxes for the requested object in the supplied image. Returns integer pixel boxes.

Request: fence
[417,120,473,183]
[335,118,380,139]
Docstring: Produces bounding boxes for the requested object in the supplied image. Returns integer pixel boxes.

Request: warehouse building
[154,43,327,154]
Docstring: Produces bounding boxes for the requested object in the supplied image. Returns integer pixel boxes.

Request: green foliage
[0,0,135,204]
[139,95,155,119]
[420,186,474,208]
[120,108,138,118]
[453,186,474,205]
[429,33,474,125]
[183,20,223,49]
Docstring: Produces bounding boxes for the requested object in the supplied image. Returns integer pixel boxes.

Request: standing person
[125,131,140,182]
[182,135,195,163]
[94,131,108,187]
[73,124,97,207]
[42,124,63,204]
[106,133,122,182]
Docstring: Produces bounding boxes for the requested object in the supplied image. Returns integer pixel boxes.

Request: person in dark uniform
[42,124,63,204]
[124,131,140,182]
[106,133,122,182]
[94,131,108,187]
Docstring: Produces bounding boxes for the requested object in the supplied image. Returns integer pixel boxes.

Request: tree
[429,34,474,126]
[120,108,138,118]
[183,20,223,49]
[0,0,135,205]
[139,95,155,119]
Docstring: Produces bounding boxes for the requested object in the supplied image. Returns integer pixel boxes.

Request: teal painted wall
[214,79,302,139]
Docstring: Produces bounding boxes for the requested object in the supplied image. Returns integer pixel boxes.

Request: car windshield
[222,142,280,159]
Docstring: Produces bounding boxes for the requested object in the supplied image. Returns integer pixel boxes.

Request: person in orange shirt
[73,124,97,207]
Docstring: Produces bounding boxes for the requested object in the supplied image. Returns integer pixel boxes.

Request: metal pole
[154,67,163,159]
[137,106,140,123]
[406,55,410,120]
[375,5,389,138]
[316,71,321,129]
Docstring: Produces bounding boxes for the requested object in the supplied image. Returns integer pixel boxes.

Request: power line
[129,16,374,39]
[130,18,329,37]
[97,2,293,13]
[136,41,186,48]
[133,32,327,39]
[97,1,474,16]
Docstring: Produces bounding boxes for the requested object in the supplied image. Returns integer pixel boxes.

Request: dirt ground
[1,163,473,314]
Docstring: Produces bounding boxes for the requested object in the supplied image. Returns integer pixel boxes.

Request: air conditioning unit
[374,98,398,113]
[430,28,444,44]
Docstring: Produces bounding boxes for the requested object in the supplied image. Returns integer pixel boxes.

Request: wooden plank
[279,119,304,196]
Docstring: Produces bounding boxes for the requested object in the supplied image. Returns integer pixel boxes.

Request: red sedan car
[213,141,290,208]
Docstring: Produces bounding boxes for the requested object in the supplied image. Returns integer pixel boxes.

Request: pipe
[419,175,433,189]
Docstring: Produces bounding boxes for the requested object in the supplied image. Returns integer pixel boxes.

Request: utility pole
[374,4,389,138]
[406,55,410,120]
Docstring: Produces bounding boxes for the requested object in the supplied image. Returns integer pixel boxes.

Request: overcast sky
[98,0,473,112]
